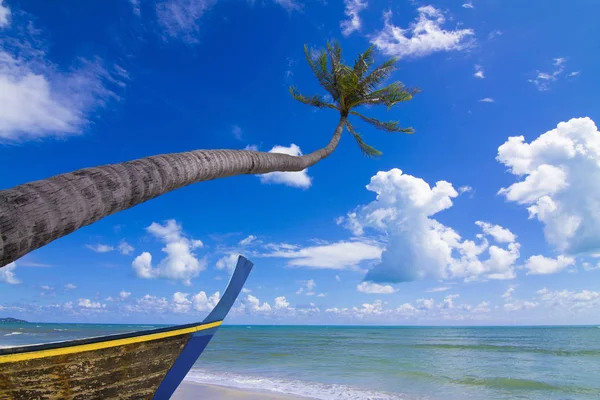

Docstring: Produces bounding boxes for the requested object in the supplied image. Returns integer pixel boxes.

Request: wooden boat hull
[0,256,253,400]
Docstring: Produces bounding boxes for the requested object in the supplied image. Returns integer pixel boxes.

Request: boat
[0,255,253,400]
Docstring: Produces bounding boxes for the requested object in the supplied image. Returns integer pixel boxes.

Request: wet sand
[172,381,312,400]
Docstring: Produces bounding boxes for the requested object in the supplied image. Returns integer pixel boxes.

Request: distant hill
[0,317,29,323]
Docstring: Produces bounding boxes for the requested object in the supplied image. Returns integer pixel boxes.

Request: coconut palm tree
[0,42,418,268]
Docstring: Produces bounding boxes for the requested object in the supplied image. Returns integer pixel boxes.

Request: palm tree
[0,42,418,268]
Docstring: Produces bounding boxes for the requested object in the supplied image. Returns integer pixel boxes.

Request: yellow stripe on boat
[0,320,221,364]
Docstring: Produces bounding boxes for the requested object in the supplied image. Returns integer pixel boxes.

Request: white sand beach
[172,381,312,400]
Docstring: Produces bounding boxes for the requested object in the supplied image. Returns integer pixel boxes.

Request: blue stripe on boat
[153,256,253,399]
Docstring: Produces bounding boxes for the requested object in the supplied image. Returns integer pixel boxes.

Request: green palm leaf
[350,111,414,134]
[345,120,383,158]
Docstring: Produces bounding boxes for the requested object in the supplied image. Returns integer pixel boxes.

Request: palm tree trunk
[0,116,346,268]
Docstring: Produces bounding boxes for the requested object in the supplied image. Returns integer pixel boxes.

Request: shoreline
[172,381,313,400]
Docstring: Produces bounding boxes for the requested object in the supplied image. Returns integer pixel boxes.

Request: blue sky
[1,0,599,325]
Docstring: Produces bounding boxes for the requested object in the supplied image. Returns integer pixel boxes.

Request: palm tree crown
[289,42,420,157]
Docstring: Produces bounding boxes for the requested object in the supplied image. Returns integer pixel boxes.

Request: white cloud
[274,296,290,309]
[475,221,516,243]
[156,0,216,44]
[0,14,122,141]
[341,0,368,37]
[132,220,206,285]
[40,285,53,291]
[525,255,575,275]
[479,98,495,103]
[503,300,539,312]
[537,288,600,311]
[0,262,20,284]
[502,285,516,300]
[339,169,520,283]
[239,235,257,246]
[462,2,474,9]
[488,30,502,39]
[263,240,382,270]
[416,298,435,310]
[172,292,192,313]
[241,288,252,293]
[258,144,312,189]
[371,6,474,59]
[296,279,316,296]
[240,294,272,314]
[216,254,239,273]
[529,57,567,91]
[232,125,242,140]
[425,286,450,293]
[130,0,141,15]
[78,298,105,309]
[192,291,220,311]
[85,244,115,253]
[357,281,396,294]
[567,71,580,77]
[244,144,259,151]
[498,117,600,256]
[0,0,10,27]
[119,290,132,300]
[125,294,169,314]
[118,241,134,255]
[272,0,302,12]
[473,64,484,79]
[64,283,77,290]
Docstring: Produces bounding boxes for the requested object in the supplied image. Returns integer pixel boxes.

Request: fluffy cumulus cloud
[340,0,368,36]
[339,169,521,283]
[216,254,239,273]
[78,298,105,309]
[0,5,123,141]
[473,64,484,79]
[258,144,312,189]
[356,281,396,294]
[525,255,575,275]
[132,220,206,285]
[0,262,20,284]
[192,291,220,311]
[371,6,474,59]
[498,117,600,257]
[262,240,382,270]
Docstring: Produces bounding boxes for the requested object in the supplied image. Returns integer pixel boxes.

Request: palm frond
[359,82,420,109]
[353,46,375,80]
[350,111,414,134]
[360,58,397,92]
[345,120,383,158]
[289,87,337,109]
[304,45,338,100]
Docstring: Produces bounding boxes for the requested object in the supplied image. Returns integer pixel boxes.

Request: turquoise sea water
[2,324,599,399]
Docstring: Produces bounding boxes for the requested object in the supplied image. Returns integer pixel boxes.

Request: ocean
[1,323,599,399]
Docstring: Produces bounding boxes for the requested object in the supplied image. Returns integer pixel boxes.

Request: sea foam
[185,369,415,400]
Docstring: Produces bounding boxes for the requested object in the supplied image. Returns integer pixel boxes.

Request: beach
[172,382,308,400]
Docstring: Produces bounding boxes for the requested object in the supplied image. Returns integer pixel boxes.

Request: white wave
[4,332,24,336]
[185,369,412,400]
